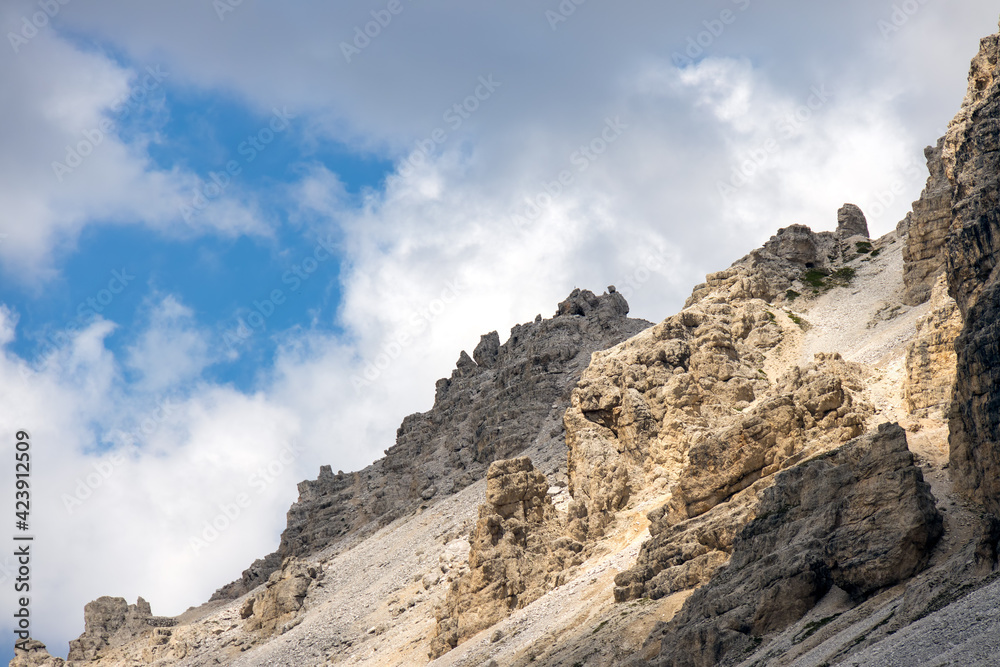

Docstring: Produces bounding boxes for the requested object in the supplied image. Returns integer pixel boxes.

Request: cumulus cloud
[125,295,212,392]
[0,0,272,282]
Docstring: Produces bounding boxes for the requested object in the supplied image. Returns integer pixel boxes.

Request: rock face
[685,210,869,308]
[904,275,962,417]
[902,140,954,305]
[685,224,837,307]
[652,424,943,667]
[612,353,871,602]
[565,286,871,540]
[10,641,64,667]
[942,25,1000,515]
[241,559,323,639]
[214,289,649,598]
[66,597,175,662]
[430,458,585,658]
[837,203,870,241]
[564,299,780,541]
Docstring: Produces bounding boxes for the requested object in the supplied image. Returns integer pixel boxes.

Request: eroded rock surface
[904,275,962,417]
[10,641,64,667]
[942,26,1000,515]
[837,203,870,241]
[430,457,584,658]
[613,354,871,602]
[902,140,954,305]
[564,299,781,540]
[241,559,322,639]
[651,424,942,667]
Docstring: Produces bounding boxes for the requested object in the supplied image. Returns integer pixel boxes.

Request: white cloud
[125,295,212,392]
[0,1,273,282]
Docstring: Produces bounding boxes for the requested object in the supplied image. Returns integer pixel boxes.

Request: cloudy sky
[0,0,997,659]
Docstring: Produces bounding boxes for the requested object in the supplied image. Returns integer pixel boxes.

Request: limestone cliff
[942,24,1000,516]
[902,140,954,306]
[650,424,942,667]
[430,458,584,658]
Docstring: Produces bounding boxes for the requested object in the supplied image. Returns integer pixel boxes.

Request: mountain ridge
[13,15,1000,667]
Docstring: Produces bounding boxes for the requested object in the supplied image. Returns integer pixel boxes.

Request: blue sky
[0,0,998,660]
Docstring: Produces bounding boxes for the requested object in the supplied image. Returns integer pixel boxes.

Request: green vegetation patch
[831,266,856,284]
[785,310,810,330]
[803,269,830,289]
[795,614,841,644]
[855,241,873,254]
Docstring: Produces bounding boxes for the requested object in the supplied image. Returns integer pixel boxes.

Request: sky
[0,0,997,660]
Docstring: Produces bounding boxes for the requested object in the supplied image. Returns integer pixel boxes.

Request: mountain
[13,16,1000,667]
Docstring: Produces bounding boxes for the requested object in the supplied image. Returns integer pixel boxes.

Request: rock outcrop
[564,299,782,541]
[10,641,64,667]
[214,289,649,599]
[430,457,585,658]
[241,559,323,639]
[612,353,871,602]
[904,275,962,417]
[685,208,869,308]
[837,203,870,241]
[66,597,175,662]
[942,24,1000,515]
[902,140,954,305]
[651,424,942,667]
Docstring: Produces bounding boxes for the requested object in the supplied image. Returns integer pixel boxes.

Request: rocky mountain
[13,16,1000,667]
